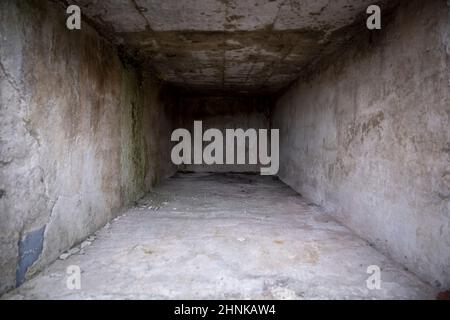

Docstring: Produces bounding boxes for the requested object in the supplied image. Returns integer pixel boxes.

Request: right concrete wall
[273,0,450,288]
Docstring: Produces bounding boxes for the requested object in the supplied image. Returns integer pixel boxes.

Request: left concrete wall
[0,0,175,294]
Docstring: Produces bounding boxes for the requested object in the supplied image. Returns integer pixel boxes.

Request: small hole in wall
[0,189,5,198]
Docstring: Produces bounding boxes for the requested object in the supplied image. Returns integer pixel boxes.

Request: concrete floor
[3,173,436,300]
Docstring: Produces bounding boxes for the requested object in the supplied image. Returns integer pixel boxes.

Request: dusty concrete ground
[2,173,436,300]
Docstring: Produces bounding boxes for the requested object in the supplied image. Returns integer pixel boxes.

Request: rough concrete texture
[1,173,436,300]
[273,0,450,288]
[0,0,175,294]
[65,0,395,94]
[1,0,448,299]
[174,96,272,172]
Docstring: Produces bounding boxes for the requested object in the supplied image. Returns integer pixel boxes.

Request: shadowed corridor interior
[0,0,449,299]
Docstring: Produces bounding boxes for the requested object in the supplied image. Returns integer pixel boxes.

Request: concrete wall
[0,0,175,294]
[273,0,450,288]
[174,96,272,173]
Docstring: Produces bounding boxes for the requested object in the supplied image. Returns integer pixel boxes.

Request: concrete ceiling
[68,0,392,94]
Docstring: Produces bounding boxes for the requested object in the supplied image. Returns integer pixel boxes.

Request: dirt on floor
[2,173,437,300]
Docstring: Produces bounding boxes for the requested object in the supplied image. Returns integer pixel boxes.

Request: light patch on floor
[2,173,436,299]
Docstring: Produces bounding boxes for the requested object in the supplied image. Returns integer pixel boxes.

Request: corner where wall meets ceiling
[66,0,398,95]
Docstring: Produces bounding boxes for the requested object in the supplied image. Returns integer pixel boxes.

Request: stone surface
[272,0,450,289]
[1,173,436,300]
[64,0,396,94]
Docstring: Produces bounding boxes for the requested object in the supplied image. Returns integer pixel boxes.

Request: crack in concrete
[130,0,153,32]
[221,2,229,89]
[0,58,25,105]
[270,0,287,31]
[22,118,41,147]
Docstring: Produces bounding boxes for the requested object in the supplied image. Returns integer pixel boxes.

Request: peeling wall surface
[174,96,271,172]
[0,0,175,294]
[273,0,450,288]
